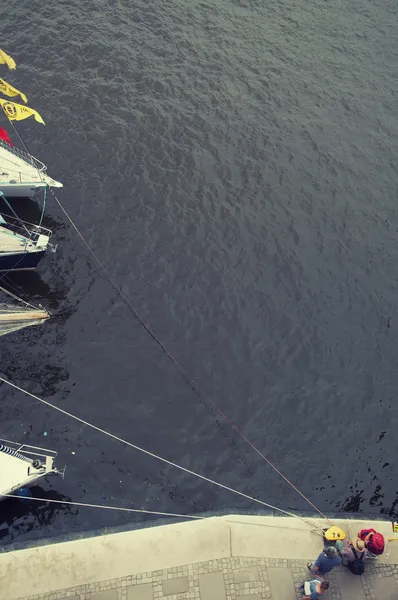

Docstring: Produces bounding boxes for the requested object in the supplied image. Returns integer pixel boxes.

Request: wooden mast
[0,310,48,321]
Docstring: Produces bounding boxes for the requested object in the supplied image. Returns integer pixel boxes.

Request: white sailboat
[0,51,62,501]
[0,47,63,199]
[0,290,58,496]
[0,438,59,497]
[0,138,63,199]
[0,212,53,272]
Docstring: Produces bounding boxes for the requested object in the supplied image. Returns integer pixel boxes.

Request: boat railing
[0,213,52,242]
[0,438,58,460]
[0,139,47,172]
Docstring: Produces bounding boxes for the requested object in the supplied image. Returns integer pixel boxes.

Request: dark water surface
[0,0,398,544]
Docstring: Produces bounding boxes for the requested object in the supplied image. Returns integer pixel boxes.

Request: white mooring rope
[0,376,321,532]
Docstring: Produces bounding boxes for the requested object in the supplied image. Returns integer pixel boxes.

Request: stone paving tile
[198,571,227,600]
[334,568,366,600]
[371,575,396,600]
[233,567,260,583]
[90,591,118,600]
[126,583,153,600]
[267,567,296,600]
[162,577,189,595]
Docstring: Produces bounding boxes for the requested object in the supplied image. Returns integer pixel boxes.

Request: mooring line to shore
[7,119,333,526]
[48,185,333,525]
[4,493,204,519]
[3,493,324,537]
[0,376,323,531]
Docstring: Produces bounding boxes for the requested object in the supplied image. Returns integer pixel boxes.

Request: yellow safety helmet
[324,526,346,541]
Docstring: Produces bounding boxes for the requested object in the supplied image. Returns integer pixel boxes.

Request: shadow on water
[0,194,62,232]
[0,486,76,543]
[0,270,73,397]
[1,270,62,309]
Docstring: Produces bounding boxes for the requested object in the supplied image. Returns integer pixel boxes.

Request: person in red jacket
[358,528,384,556]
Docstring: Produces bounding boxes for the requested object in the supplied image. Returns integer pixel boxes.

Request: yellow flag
[0,49,16,70]
[0,78,27,103]
[0,98,45,125]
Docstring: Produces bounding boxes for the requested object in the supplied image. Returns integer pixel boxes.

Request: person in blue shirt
[308,545,341,576]
[300,579,329,599]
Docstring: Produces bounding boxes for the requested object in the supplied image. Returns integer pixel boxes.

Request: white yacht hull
[0,438,59,498]
[0,140,63,199]
[0,219,52,271]
[0,182,50,199]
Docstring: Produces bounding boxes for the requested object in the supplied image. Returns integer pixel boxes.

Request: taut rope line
[4,494,204,519]
[0,376,321,530]
[2,494,324,537]
[5,119,333,526]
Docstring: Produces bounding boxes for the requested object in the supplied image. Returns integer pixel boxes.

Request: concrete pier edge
[1,514,397,599]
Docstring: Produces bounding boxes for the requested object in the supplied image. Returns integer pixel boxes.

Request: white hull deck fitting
[0,213,53,271]
[0,438,59,497]
[0,139,63,198]
[0,223,51,251]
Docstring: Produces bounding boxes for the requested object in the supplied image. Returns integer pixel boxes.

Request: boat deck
[0,451,45,496]
[0,225,30,252]
[0,143,62,187]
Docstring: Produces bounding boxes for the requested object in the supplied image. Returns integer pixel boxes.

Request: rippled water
[0,0,398,545]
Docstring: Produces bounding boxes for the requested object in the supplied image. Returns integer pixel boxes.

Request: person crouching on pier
[307,546,341,577]
[300,579,330,599]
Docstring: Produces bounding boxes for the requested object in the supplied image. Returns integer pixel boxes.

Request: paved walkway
[18,555,398,600]
[2,515,397,600]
